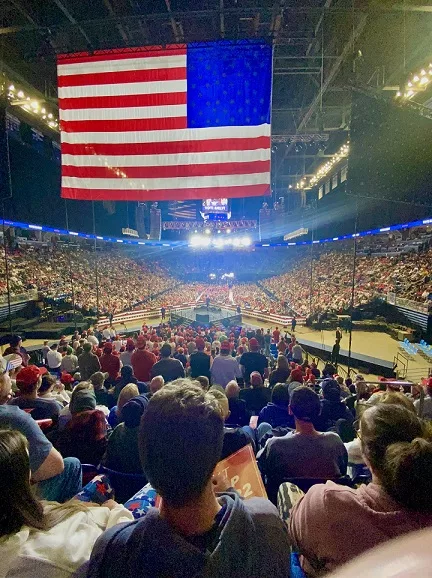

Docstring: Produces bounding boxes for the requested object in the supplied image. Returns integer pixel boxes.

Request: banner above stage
[57,40,272,202]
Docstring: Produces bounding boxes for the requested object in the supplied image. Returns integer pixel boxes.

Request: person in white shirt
[0,429,133,578]
[46,344,62,371]
[102,326,112,340]
[87,330,99,347]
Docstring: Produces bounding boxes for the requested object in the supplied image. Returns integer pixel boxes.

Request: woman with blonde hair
[0,429,133,577]
[108,383,139,429]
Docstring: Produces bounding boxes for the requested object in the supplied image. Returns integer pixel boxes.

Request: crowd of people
[1,321,432,577]
[1,238,432,319]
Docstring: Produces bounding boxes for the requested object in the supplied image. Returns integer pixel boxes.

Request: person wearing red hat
[189,337,211,381]
[210,341,242,388]
[239,338,269,386]
[100,343,121,383]
[8,365,62,420]
[131,336,157,382]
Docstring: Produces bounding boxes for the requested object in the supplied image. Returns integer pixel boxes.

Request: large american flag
[57,41,272,202]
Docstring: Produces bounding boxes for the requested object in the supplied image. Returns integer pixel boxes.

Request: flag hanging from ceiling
[57,40,272,202]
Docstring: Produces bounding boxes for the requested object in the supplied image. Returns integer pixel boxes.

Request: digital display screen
[201,198,229,214]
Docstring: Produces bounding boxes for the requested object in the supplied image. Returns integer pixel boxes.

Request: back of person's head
[90,371,107,390]
[50,343,58,350]
[380,391,416,413]
[272,383,290,407]
[122,395,149,428]
[207,388,229,420]
[149,375,164,394]
[322,378,342,402]
[160,343,172,358]
[361,404,432,512]
[290,386,321,422]
[276,355,289,371]
[120,365,134,380]
[83,342,92,353]
[0,429,45,536]
[65,346,72,356]
[249,338,259,351]
[139,379,224,507]
[103,343,113,355]
[195,375,209,390]
[250,371,263,388]
[117,383,139,412]
[70,387,96,414]
[225,380,240,398]
[39,373,57,395]
[290,368,303,384]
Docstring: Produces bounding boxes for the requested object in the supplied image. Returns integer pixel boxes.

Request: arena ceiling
[0,0,431,193]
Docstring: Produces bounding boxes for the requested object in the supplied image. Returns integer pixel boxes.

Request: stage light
[226,228,231,234]
[189,235,201,247]
[217,230,221,234]
[204,228,211,235]
[213,237,224,248]
[31,101,39,110]
[17,90,24,98]
[240,236,252,247]
[48,113,53,119]
[8,85,14,91]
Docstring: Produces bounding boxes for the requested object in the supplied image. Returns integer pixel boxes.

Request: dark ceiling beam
[102,0,129,43]
[220,0,225,38]
[165,0,182,43]
[51,0,92,47]
[275,13,367,174]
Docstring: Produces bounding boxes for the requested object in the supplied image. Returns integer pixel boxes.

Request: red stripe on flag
[59,92,187,110]
[57,45,186,65]
[58,67,186,87]
[61,184,270,201]
[60,117,187,133]
[60,136,270,156]
[62,160,270,179]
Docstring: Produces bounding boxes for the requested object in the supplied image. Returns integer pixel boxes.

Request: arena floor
[7,312,429,382]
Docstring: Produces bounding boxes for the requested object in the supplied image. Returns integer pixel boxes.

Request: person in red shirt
[131,336,157,382]
[99,343,120,383]
[273,326,280,343]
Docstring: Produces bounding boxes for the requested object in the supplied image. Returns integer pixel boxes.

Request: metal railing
[0,290,38,306]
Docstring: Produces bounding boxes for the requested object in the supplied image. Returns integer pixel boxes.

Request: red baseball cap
[195,337,205,350]
[220,341,231,351]
[60,371,74,384]
[249,338,260,350]
[16,365,47,390]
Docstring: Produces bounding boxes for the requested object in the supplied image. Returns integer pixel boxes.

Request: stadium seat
[98,466,147,504]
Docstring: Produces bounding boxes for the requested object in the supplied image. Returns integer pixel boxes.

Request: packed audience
[1,322,432,577]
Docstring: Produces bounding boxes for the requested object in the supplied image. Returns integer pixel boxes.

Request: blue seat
[98,465,147,503]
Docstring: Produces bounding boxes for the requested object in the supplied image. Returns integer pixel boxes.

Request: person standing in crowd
[291,316,297,333]
[291,340,303,365]
[239,338,269,386]
[174,347,188,368]
[46,343,62,373]
[0,361,81,502]
[8,365,62,421]
[289,404,432,576]
[120,338,135,367]
[150,343,185,383]
[264,328,271,356]
[3,335,29,367]
[100,343,121,383]
[42,340,50,364]
[161,306,166,320]
[189,337,211,381]
[273,326,280,344]
[78,342,101,381]
[331,339,340,365]
[210,341,242,388]
[316,378,355,431]
[131,336,156,383]
[87,329,99,347]
[258,386,347,481]
[240,371,271,415]
[336,326,342,344]
[60,346,78,375]
[86,381,290,578]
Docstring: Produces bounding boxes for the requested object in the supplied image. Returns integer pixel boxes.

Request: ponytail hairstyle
[360,404,432,512]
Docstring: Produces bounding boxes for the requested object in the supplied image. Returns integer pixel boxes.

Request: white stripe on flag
[61,149,270,167]
[58,55,187,76]
[60,124,270,144]
[58,79,187,99]
[62,172,270,190]
[60,104,187,121]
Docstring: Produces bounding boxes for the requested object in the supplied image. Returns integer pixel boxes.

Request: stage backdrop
[57,40,272,202]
